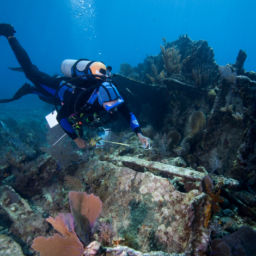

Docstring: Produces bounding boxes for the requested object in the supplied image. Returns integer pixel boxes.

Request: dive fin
[0,98,17,103]
[8,66,24,72]
[0,83,34,104]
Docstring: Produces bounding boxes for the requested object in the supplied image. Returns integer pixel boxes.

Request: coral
[191,65,211,87]
[202,176,224,227]
[31,192,102,256]
[32,232,84,256]
[68,191,102,245]
[146,63,165,85]
[203,201,212,228]
[46,213,75,235]
[161,46,181,75]
[187,111,206,137]
[96,221,115,246]
[69,191,102,228]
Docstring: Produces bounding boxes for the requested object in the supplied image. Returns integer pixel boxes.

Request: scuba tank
[61,59,107,79]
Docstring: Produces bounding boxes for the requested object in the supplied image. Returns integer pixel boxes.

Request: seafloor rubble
[0,35,256,256]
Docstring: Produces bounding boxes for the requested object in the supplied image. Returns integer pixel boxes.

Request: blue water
[0,0,255,100]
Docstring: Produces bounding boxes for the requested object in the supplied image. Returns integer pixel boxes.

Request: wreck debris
[109,155,239,189]
[0,185,47,245]
[233,49,247,74]
[83,160,210,254]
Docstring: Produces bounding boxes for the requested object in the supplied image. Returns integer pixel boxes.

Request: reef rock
[0,234,25,256]
[211,226,256,256]
[105,245,185,256]
[0,185,47,245]
[82,159,211,255]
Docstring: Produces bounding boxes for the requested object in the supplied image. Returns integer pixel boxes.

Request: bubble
[70,0,96,39]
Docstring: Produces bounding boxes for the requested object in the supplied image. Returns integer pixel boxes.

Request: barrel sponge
[187,111,206,136]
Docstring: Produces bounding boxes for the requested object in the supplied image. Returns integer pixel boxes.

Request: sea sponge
[187,111,206,137]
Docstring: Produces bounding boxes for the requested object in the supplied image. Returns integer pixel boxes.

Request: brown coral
[69,191,102,227]
[202,176,224,227]
[203,201,212,228]
[32,215,84,256]
[187,111,206,137]
[191,65,211,87]
[161,46,181,75]
[146,63,165,85]
[32,192,103,256]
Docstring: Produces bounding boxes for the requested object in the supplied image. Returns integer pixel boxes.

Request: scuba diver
[0,23,149,149]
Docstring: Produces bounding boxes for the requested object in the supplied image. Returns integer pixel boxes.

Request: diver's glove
[74,137,87,149]
[0,24,16,38]
[137,133,151,150]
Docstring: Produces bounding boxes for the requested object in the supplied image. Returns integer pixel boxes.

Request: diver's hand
[137,133,150,149]
[74,137,86,149]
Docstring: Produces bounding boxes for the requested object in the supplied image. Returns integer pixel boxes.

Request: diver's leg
[7,37,59,89]
[12,83,34,99]
[0,83,34,103]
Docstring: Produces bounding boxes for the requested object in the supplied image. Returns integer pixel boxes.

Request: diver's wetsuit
[6,37,141,139]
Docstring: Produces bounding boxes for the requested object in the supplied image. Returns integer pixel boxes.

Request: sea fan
[32,191,102,256]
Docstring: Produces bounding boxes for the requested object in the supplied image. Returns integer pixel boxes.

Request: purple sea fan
[31,191,103,256]
[32,214,84,256]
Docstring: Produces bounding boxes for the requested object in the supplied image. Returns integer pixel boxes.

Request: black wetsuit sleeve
[56,106,78,140]
[8,37,60,88]
[118,103,142,134]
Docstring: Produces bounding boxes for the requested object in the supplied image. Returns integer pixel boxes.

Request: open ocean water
[0,0,255,105]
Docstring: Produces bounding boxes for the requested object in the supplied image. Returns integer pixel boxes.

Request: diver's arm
[57,107,78,140]
[118,103,142,134]
[56,107,87,149]
[119,103,150,148]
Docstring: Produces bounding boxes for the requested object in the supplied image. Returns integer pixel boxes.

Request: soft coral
[32,191,102,256]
